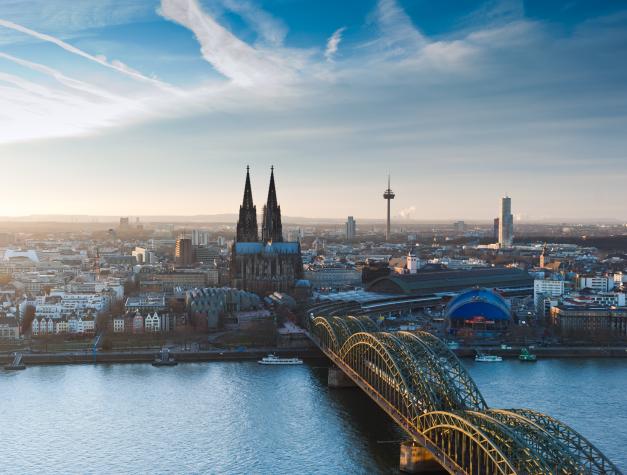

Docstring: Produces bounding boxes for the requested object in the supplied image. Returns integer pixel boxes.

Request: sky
[0,0,626,222]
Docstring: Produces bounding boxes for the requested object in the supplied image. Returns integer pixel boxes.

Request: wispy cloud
[159,0,299,87]
[374,0,425,54]
[0,0,153,37]
[0,52,126,102]
[220,0,287,47]
[0,18,177,93]
[325,27,346,62]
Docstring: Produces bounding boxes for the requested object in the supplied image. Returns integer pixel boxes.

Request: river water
[0,358,624,474]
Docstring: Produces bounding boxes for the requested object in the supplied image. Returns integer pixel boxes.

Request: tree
[96,312,111,333]
[101,336,113,351]
[21,305,36,334]
[123,279,138,296]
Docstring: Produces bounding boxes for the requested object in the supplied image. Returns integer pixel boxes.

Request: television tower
[383,175,395,241]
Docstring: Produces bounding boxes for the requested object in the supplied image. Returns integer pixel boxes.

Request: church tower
[236,166,258,242]
[261,167,284,243]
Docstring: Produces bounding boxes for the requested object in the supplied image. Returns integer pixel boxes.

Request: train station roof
[366,267,533,295]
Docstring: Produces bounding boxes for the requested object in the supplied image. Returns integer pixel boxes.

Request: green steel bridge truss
[310,315,621,475]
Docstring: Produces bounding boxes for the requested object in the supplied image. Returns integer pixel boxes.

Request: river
[0,358,624,474]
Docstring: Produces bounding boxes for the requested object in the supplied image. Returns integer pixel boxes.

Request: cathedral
[230,167,303,295]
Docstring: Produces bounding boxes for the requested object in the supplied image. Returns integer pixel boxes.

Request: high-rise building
[346,216,356,241]
[453,221,465,234]
[175,238,193,266]
[194,245,219,264]
[498,196,514,247]
[119,217,129,228]
[383,175,395,241]
[493,217,499,242]
[191,229,209,246]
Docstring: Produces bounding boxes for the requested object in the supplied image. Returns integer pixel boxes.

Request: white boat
[475,353,503,362]
[258,354,303,365]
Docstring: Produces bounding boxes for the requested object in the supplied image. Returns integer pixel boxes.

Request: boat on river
[519,347,537,362]
[258,354,303,365]
[475,352,503,362]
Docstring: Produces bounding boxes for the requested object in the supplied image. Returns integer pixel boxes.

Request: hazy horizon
[1,0,626,220]
[0,212,624,226]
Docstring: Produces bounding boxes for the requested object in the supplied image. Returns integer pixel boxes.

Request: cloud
[0,71,60,99]
[0,80,138,143]
[219,0,287,46]
[159,0,299,87]
[0,0,626,213]
[0,18,177,93]
[325,27,346,62]
[0,52,126,102]
[0,0,155,47]
[374,0,426,54]
[0,0,153,33]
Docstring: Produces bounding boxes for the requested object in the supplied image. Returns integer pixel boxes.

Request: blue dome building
[445,288,511,332]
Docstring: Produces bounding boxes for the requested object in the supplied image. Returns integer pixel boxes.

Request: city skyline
[1,0,626,220]
[1,2,625,474]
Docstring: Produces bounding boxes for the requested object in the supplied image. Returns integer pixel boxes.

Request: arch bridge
[309,315,621,475]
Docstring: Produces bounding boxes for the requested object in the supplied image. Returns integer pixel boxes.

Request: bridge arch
[407,331,487,410]
[508,409,622,475]
[461,410,553,474]
[397,332,476,411]
[418,411,517,475]
[345,315,367,334]
[339,332,419,424]
[484,409,583,473]
[374,332,442,415]
[311,316,340,353]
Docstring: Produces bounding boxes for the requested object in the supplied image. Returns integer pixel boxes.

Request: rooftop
[234,242,300,255]
[367,267,533,295]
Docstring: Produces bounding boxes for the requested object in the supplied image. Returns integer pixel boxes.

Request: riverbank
[453,345,627,358]
[0,347,324,366]
[2,344,626,367]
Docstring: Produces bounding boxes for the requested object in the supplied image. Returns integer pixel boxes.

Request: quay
[453,345,627,358]
[0,347,323,367]
[2,344,625,368]
[3,352,26,370]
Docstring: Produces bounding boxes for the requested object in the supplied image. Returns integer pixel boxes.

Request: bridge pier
[399,441,442,474]
[327,365,356,388]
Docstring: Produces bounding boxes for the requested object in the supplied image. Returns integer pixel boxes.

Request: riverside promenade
[1,344,626,367]
[0,347,324,366]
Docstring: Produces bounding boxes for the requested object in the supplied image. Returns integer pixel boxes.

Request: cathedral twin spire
[236,165,258,242]
[236,166,283,243]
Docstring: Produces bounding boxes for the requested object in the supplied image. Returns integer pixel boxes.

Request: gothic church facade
[230,167,303,295]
